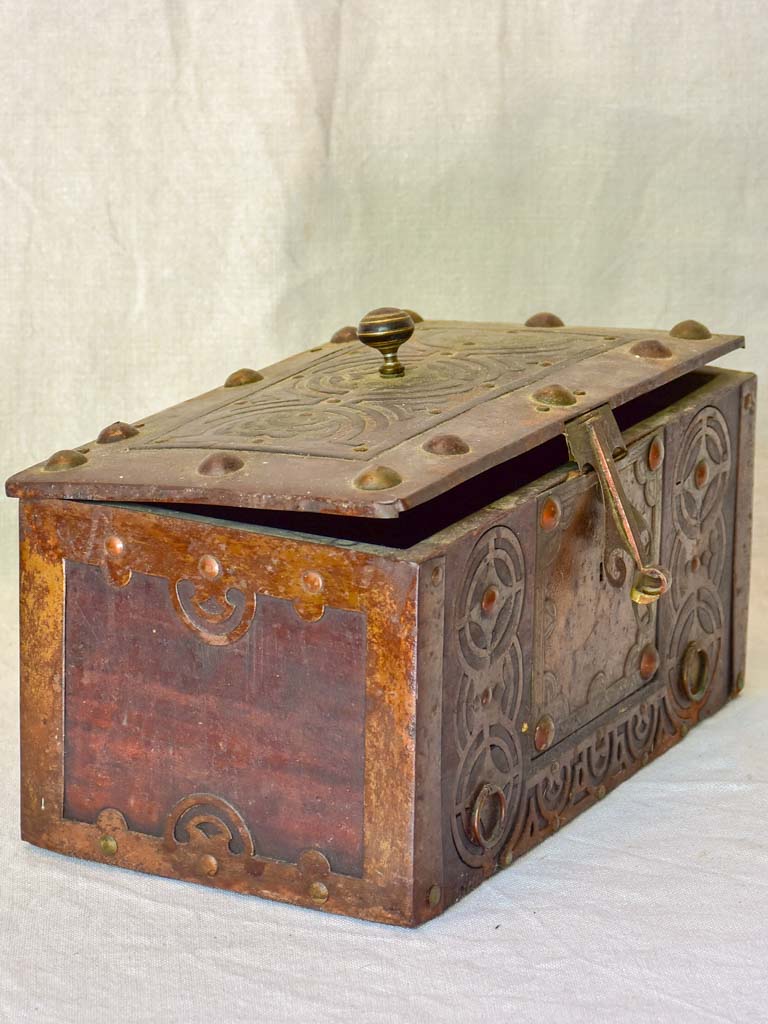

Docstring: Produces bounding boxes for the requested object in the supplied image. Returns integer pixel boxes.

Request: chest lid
[6,310,742,519]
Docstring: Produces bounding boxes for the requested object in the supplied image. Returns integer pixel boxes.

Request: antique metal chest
[6,309,755,926]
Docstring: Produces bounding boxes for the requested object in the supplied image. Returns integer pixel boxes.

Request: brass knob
[357,307,415,377]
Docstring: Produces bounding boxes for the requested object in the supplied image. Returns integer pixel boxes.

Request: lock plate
[532,428,665,744]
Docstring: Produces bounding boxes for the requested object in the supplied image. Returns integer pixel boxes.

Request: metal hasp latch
[564,405,670,605]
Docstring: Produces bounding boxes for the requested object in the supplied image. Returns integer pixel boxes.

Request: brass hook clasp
[564,405,669,606]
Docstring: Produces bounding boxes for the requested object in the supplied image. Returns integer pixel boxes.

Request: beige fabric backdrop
[1,2,766,1021]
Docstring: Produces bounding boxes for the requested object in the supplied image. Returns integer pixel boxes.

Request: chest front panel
[19,499,420,925]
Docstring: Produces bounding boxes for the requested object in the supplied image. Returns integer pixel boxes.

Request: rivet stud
[648,437,665,472]
[526,312,564,328]
[540,497,562,531]
[99,834,118,856]
[670,320,711,340]
[224,368,264,387]
[105,535,125,558]
[97,421,140,444]
[330,325,357,344]
[301,570,324,594]
[309,881,329,904]
[353,465,402,490]
[43,449,88,472]
[427,884,441,908]
[198,854,219,877]
[198,554,221,579]
[534,714,555,752]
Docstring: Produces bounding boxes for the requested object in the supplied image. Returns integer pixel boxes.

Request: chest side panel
[439,369,752,906]
[655,379,743,722]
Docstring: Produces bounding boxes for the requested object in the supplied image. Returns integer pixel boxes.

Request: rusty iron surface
[19,497,421,926]
[5,319,743,518]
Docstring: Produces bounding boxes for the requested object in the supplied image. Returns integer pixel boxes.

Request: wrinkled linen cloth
[1,2,767,1021]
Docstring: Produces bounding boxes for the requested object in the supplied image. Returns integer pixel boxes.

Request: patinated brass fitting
[565,405,670,606]
[357,307,415,377]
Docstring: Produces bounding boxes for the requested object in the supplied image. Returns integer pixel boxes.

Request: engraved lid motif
[5,317,743,518]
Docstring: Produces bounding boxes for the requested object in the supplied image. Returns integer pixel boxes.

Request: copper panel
[63,562,367,876]
[6,320,742,518]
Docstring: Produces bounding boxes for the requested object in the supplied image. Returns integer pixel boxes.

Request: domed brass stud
[404,309,423,323]
[481,586,498,616]
[630,339,673,360]
[197,854,219,877]
[694,459,710,489]
[534,714,555,752]
[224,368,264,387]
[648,436,665,471]
[540,497,562,531]
[639,644,660,681]
[301,570,324,594]
[357,307,415,377]
[353,465,403,490]
[525,312,564,328]
[330,325,357,344]
[422,434,470,455]
[99,834,118,856]
[308,881,329,904]
[531,384,578,408]
[197,452,245,476]
[97,421,140,444]
[198,554,221,579]
[43,449,88,472]
[669,320,711,340]
[104,535,125,558]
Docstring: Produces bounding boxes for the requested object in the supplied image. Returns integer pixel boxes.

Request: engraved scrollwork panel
[133,328,631,460]
[452,525,526,868]
[502,692,663,859]
[672,407,731,541]
[664,406,732,721]
[501,397,740,869]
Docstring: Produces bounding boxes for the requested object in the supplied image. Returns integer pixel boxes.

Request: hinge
[564,405,669,605]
